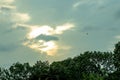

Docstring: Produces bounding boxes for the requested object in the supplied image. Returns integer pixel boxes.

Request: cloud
[12,13,30,23]
[13,22,74,56]
[73,2,81,8]
[18,23,75,56]
[55,23,74,34]
[0,5,16,11]
[0,0,30,53]
[73,0,106,9]
[0,0,15,4]
[27,25,54,39]
[107,27,119,32]
[81,26,107,32]
[0,0,75,56]
[36,34,59,41]
[81,26,99,32]
[115,10,120,20]
[24,23,74,39]
[0,0,30,23]
[115,35,120,39]
[0,44,17,52]
[0,0,15,13]
[23,40,58,56]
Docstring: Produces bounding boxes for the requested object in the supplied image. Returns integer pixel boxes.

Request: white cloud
[0,5,16,11]
[13,23,29,29]
[55,23,74,34]
[27,25,54,39]
[73,0,106,9]
[115,35,120,39]
[73,1,82,8]
[28,23,74,38]
[0,0,15,4]
[0,0,30,24]
[16,23,74,40]
[15,23,75,56]
[12,13,30,23]
[0,0,16,13]
[23,40,58,56]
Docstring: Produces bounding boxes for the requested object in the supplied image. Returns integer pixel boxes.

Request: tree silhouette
[0,42,120,80]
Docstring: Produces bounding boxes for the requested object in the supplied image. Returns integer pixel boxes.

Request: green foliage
[82,73,104,80]
[0,42,120,80]
[114,42,120,70]
[8,62,31,80]
[30,61,49,80]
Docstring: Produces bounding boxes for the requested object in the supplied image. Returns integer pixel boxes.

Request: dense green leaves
[0,42,120,80]
[29,61,49,80]
[114,42,120,70]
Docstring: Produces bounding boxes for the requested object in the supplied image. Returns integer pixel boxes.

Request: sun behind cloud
[20,23,75,56]
[23,40,58,56]
[27,25,54,39]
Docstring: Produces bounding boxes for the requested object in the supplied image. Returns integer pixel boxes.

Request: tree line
[0,42,120,80]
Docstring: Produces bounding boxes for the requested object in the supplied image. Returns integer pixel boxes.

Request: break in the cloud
[15,23,74,56]
[23,40,58,56]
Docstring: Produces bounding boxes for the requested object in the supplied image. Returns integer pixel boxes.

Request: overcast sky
[0,0,120,67]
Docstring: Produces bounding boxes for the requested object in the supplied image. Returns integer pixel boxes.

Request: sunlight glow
[42,41,58,56]
[22,23,74,56]
[23,40,58,56]
[28,25,54,39]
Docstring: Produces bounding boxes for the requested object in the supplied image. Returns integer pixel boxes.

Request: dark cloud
[36,34,59,41]
[0,44,18,52]
[115,10,120,20]
[81,26,102,32]
[107,27,119,32]
[82,26,119,32]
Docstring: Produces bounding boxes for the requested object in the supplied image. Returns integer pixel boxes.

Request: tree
[9,62,31,80]
[30,61,49,80]
[50,61,67,80]
[1,42,120,80]
[108,42,120,80]
[114,42,120,70]
[82,73,104,80]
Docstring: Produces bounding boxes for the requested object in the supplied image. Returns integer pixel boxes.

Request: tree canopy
[0,42,120,80]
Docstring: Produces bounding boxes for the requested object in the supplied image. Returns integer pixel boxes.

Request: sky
[0,0,120,67]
